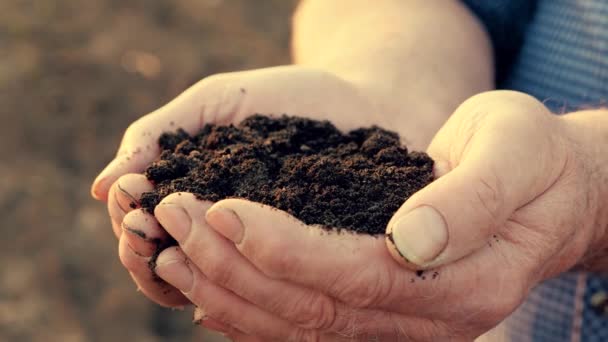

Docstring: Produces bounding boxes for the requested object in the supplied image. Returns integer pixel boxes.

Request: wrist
[561,110,608,272]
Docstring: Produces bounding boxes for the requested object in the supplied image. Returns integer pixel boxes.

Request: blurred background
[0,0,298,340]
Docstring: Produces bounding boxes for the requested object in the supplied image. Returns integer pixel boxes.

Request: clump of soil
[140,115,434,235]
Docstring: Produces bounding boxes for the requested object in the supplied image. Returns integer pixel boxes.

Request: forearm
[292,0,494,147]
[562,110,608,272]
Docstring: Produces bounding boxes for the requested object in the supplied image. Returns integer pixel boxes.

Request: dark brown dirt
[140,115,434,235]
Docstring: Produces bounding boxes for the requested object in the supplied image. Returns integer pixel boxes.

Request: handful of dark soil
[140,115,433,235]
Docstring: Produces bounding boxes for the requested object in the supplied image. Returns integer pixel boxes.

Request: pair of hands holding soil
[92,66,608,341]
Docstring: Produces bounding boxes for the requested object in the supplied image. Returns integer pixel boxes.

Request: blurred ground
[0,0,298,340]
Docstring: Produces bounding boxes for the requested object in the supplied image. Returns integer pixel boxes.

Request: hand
[149,91,606,340]
[94,65,444,312]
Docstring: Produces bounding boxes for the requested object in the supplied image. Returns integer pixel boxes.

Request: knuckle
[252,237,300,279]
[287,292,337,331]
[453,91,548,135]
[205,307,234,328]
[472,172,504,227]
[198,72,228,88]
[201,251,236,288]
[123,119,146,140]
[460,90,544,113]
[424,320,452,340]
[120,119,150,154]
[335,266,393,308]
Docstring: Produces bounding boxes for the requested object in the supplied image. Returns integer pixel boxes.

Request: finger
[107,174,154,238]
[155,247,320,341]
[194,306,240,336]
[117,233,189,308]
[93,148,158,201]
[120,208,183,306]
[159,240,474,342]
[107,184,125,239]
[186,198,523,324]
[122,208,172,257]
[201,199,534,328]
[184,248,438,342]
[203,198,424,311]
[203,197,531,321]
[387,90,563,268]
[154,193,391,334]
[224,332,266,342]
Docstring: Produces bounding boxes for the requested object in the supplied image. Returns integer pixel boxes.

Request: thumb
[386,91,561,269]
[91,73,241,201]
[91,99,202,200]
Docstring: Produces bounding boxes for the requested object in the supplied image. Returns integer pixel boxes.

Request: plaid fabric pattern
[466,0,608,340]
[503,0,608,113]
[582,276,608,341]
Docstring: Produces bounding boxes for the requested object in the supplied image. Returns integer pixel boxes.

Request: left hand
[140,91,606,341]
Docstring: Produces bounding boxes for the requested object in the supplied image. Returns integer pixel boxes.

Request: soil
[140,115,434,235]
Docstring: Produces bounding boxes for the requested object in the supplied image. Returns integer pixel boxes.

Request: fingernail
[91,175,109,200]
[125,239,146,257]
[91,183,103,200]
[193,307,232,333]
[156,257,194,293]
[91,160,116,200]
[200,318,232,333]
[116,180,139,210]
[122,223,155,257]
[206,208,244,244]
[155,204,192,242]
[391,206,448,266]
[113,186,129,214]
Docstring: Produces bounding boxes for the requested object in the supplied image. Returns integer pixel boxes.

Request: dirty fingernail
[391,206,448,266]
[156,256,194,293]
[116,180,139,211]
[155,204,192,242]
[122,224,155,257]
[206,208,244,244]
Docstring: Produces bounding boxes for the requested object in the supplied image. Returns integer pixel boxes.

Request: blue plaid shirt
[463,0,608,340]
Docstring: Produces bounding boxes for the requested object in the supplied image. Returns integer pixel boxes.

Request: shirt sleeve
[461,0,538,83]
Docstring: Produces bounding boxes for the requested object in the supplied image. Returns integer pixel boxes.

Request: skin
[91,1,608,341]
[120,91,608,341]
[93,0,490,324]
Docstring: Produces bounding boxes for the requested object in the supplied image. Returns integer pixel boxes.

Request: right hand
[146,91,607,341]
[91,65,410,311]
